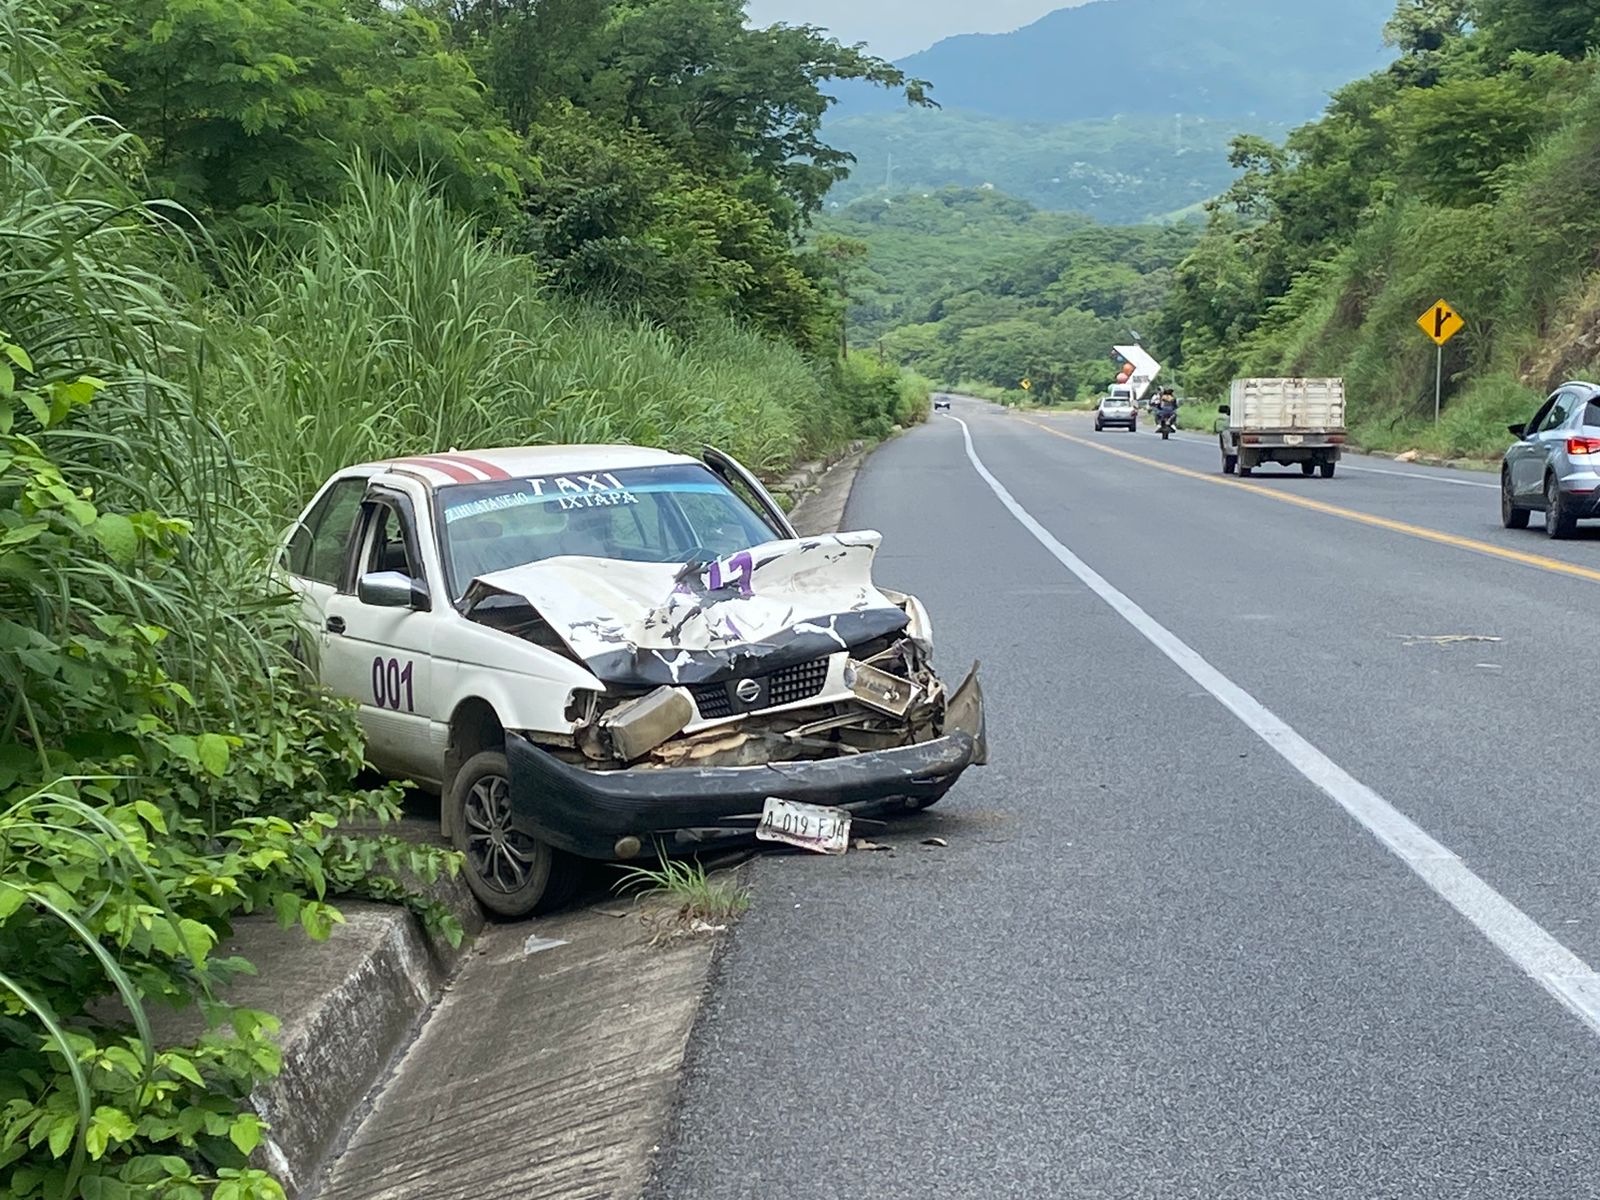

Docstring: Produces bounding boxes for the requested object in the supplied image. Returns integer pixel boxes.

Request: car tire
[1301,462,1315,476]
[449,750,580,919]
[1095,422,1103,432]
[1546,475,1577,540]
[1502,469,1530,529]
[1319,462,1336,479]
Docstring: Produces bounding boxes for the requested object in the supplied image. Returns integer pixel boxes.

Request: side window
[364,504,421,580]
[1542,392,1574,433]
[288,479,365,586]
[1584,399,1600,429]
[1524,397,1557,437]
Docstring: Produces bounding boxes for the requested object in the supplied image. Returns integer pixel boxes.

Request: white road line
[951,415,1600,1037]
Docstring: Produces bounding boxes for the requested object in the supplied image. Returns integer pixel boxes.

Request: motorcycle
[1157,410,1177,440]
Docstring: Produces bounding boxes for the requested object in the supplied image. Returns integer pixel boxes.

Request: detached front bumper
[507,669,987,861]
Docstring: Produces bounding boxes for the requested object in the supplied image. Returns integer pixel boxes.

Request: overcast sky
[744,0,1080,60]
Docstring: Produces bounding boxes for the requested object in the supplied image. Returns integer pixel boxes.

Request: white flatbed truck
[1216,378,1347,478]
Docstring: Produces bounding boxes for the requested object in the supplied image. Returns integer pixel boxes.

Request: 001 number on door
[372,656,415,712]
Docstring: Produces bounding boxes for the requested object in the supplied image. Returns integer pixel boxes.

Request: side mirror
[1508,423,1526,438]
[1218,404,1231,415]
[358,571,430,610]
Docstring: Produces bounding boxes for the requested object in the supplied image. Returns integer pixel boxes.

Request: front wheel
[1546,475,1578,540]
[1502,470,1530,529]
[1095,422,1103,432]
[450,750,580,919]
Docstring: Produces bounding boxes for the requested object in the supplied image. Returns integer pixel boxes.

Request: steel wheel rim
[462,774,540,894]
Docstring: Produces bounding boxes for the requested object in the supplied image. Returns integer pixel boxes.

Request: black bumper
[506,732,980,861]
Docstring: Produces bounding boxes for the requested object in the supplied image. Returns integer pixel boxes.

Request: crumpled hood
[464,532,911,687]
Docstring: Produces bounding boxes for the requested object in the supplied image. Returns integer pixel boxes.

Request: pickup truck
[1216,378,1347,478]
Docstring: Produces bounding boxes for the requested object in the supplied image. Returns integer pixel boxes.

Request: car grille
[769,657,830,707]
[691,685,735,720]
[691,656,832,720]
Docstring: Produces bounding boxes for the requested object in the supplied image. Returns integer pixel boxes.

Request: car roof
[359,444,701,489]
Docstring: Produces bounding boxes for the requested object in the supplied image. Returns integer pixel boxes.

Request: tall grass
[200,165,868,524]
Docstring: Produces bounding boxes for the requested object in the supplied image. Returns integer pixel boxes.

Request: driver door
[704,447,798,539]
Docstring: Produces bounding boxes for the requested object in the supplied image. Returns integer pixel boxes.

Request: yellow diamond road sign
[1021,378,1032,390]
[1419,299,1464,346]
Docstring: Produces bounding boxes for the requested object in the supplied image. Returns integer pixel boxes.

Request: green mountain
[821,0,1396,218]
[823,109,1287,224]
[832,0,1396,123]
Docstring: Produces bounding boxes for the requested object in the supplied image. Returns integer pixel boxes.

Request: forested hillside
[823,110,1284,223]
[1153,0,1600,455]
[0,1,924,1195]
[818,189,1195,402]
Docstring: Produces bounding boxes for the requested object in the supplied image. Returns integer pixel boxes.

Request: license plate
[1282,434,1304,445]
[756,797,851,855]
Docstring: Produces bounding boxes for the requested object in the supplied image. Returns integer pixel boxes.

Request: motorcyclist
[1155,389,1178,426]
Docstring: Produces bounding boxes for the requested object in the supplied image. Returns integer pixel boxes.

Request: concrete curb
[164,836,485,1197]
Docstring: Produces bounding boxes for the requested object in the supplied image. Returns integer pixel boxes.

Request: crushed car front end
[461,531,987,861]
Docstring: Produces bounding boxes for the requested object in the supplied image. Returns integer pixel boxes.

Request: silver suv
[1095,396,1137,433]
[1503,381,1600,538]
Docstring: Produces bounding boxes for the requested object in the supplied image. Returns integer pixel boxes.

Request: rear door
[1510,394,1559,499]
[282,475,369,669]
[1531,390,1576,497]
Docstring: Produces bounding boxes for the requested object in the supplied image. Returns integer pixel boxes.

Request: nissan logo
[735,678,762,704]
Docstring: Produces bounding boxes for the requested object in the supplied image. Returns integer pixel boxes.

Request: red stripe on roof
[427,453,513,481]
[393,456,477,484]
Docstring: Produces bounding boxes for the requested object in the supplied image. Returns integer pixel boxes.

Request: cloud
[745,0,1080,60]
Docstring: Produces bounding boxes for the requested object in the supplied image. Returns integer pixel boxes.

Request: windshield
[438,463,777,596]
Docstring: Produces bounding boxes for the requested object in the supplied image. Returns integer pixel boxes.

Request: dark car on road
[1502,381,1600,539]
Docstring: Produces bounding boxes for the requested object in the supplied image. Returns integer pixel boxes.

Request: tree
[84,0,528,224]
[444,0,930,226]
[1476,0,1600,61]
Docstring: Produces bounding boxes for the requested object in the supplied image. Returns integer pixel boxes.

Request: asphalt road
[650,395,1600,1199]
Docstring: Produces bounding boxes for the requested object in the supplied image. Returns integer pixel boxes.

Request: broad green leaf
[228,1113,264,1156]
[163,1055,204,1087]
[197,733,230,778]
[0,885,26,922]
[132,800,168,834]
[177,918,216,965]
[91,513,139,565]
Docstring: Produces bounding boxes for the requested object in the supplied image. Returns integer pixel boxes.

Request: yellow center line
[1018,415,1600,586]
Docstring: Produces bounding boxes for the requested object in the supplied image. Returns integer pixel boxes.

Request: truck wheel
[1501,470,1529,529]
[1301,462,1315,477]
[1546,475,1577,540]
[450,750,580,919]
[1222,454,1237,475]
[1319,461,1336,479]
[1238,463,1253,477]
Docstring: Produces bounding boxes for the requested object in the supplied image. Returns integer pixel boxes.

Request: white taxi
[280,445,985,917]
